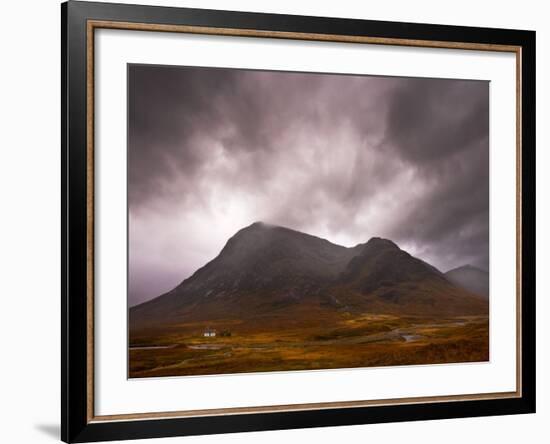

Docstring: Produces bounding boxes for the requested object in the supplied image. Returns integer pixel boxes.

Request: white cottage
[203,328,216,337]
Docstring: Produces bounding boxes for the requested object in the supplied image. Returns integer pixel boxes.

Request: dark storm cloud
[128,66,390,209]
[381,78,489,272]
[385,78,489,163]
[128,65,489,306]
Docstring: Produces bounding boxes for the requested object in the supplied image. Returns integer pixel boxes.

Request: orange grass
[129,315,489,378]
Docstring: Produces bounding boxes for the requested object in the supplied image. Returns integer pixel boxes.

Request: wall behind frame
[0,0,547,443]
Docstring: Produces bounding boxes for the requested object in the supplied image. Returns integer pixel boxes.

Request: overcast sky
[128,64,489,307]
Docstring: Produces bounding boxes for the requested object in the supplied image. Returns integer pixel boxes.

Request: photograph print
[128,64,490,378]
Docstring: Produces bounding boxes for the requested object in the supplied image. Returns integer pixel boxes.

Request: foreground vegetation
[129,313,489,378]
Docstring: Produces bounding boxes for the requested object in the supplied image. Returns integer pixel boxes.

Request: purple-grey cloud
[128,64,489,306]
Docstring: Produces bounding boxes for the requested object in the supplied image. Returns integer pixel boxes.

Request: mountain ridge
[445,264,489,298]
[130,222,488,330]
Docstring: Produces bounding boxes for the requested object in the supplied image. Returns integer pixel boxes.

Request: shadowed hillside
[129,223,489,378]
[130,222,487,329]
[445,264,489,298]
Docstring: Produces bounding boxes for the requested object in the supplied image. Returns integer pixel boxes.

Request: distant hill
[445,265,489,298]
[130,222,488,331]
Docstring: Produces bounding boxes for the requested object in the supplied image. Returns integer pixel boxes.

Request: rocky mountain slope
[445,264,489,298]
[130,222,488,330]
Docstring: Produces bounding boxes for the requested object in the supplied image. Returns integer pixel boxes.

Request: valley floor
[129,314,489,378]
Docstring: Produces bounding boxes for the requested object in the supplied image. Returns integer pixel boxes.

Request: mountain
[130,222,488,331]
[445,265,489,298]
[330,237,485,315]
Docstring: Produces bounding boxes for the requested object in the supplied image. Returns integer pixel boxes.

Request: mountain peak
[236,221,275,233]
[366,236,397,244]
[363,237,400,252]
[130,224,489,329]
[444,264,489,298]
[229,221,279,241]
[213,222,355,282]
[248,221,272,229]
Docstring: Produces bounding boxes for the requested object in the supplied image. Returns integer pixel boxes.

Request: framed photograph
[62,1,536,442]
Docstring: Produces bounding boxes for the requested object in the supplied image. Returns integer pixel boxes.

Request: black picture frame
[61,1,536,442]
